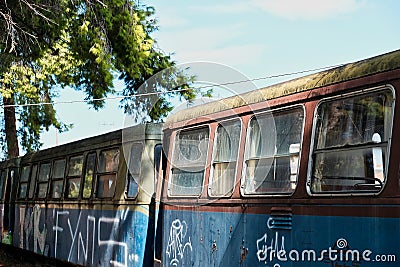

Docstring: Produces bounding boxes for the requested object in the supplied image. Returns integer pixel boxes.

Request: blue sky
[40,0,400,149]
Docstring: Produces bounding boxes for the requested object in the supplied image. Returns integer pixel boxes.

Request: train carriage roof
[165,49,400,128]
[0,157,20,169]
[21,123,162,163]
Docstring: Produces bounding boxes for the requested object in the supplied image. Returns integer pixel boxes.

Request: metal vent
[268,207,292,230]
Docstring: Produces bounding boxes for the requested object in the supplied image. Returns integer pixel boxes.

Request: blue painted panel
[13,204,152,267]
[162,209,400,267]
[162,209,244,267]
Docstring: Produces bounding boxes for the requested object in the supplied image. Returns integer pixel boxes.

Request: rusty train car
[158,49,400,267]
[0,123,163,266]
[1,49,400,266]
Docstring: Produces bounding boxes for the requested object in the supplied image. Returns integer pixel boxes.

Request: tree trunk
[3,95,19,158]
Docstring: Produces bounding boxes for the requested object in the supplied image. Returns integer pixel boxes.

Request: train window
[169,126,210,196]
[82,153,96,199]
[309,89,394,194]
[154,144,163,194]
[66,155,83,198]
[243,107,304,195]
[0,170,5,199]
[126,143,144,198]
[18,166,31,199]
[36,163,51,198]
[96,148,119,198]
[209,119,241,197]
[50,159,66,199]
[28,164,38,199]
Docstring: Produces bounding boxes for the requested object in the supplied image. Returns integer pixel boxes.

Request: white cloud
[154,24,266,66]
[191,2,252,14]
[154,9,189,28]
[191,0,364,20]
[176,44,266,67]
[251,0,364,20]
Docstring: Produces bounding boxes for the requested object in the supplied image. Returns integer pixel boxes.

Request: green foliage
[0,0,68,59]
[83,171,93,198]
[0,35,77,154]
[0,0,200,157]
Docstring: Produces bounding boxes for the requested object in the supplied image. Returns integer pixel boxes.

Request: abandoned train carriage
[2,124,162,266]
[1,49,400,267]
[158,49,400,266]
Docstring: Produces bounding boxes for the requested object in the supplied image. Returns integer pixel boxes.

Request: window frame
[65,155,84,199]
[82,152,97,199]
[49,158,66,199]
[27,164,38,199]
[306,85,395,196]
[154,143,163,195]
[18,165,31,199]
[0,170,6,200]
[241,104,305,197]
[208,118,242,198]
[95,147,120,199]
[36,162,51,199]
[168,125,211,197]
[125,142,144,199]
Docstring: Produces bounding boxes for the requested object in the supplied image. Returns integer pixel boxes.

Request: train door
[144,143,163,267]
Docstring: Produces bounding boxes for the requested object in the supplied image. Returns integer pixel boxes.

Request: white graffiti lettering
[53,210,69,259]
[33,205,47,254]
[18,206,135,267]
[20,205,47,254]
[19,207,25,249]
[53,211,129,267]
[166,219,192,266]
[256,232,286,263]
[98,217,128,267]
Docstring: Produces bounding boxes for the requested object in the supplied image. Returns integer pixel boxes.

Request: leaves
[0,0,199,157]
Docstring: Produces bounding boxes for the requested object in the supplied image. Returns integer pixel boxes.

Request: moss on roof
[165,49,400,128]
